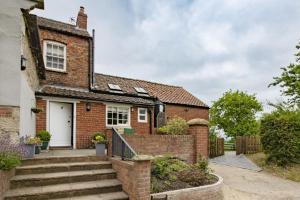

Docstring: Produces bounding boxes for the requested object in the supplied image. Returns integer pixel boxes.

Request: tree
[269,42,300,106]
[210,90,263,138]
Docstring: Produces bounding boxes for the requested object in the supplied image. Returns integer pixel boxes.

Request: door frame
[43,97,78,149]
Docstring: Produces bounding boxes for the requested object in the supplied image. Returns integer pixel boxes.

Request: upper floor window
[43,40,66,72]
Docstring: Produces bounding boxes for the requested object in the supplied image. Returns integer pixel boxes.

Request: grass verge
[247,152,300,182]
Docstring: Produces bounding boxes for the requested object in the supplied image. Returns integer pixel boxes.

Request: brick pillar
[188,118,209,161]
[131,159,151,200]
[111,156,151,200]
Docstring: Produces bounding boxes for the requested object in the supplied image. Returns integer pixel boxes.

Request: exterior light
[86,102,91,111]
[21,55,27,70]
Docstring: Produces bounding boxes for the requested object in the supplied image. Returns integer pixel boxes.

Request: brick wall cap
[132,154,153,161]
[187,118,209,126]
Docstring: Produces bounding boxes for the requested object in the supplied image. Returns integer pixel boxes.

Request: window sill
[46,68,68,74]
[138,121,148,123]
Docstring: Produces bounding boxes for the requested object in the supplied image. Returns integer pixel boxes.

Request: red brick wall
[38,29,90,88]
[123,135,195,163]
[165,104,209,121]
[131,106,153,135]
[36,98,46,132]
[76,102,105,148]
[0,107,13,118]
[111,158,151,200]
[35,100,154,149]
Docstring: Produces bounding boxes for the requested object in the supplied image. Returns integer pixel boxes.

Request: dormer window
[43,40,66,72]
[134,87,147,94]
[108,84,122,91]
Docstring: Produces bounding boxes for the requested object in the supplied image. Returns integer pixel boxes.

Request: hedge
[260,109,300,166]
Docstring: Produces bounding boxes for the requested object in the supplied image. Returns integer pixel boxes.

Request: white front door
[49,102,72,147]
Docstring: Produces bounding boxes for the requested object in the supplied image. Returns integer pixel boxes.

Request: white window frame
[43,40,67,72]
[138,108,148,123]
[106,104,131,127]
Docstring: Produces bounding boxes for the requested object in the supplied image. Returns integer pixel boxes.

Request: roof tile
[94,74,208,107]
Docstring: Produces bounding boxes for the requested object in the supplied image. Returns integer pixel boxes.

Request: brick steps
[4,155,128,200]
[16,161,112,175]
[4,179,124,200]
[52,192,129,200]
[11,168,117,189]
[21,155,107,166]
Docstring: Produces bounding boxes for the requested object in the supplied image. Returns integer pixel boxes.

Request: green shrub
[150,156,216,193]
[0,154,21,170]
[158,117,189,135]
[260,109,300,166]
[151,156,188,181]
[37,130,51,141]
[194,156,210,173]
[91,132,107,144]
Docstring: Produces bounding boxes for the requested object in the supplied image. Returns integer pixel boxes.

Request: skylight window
[134,87,148,94]
[108,84,122,91]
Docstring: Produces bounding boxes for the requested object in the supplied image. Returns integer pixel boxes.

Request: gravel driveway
[210,163,300,200]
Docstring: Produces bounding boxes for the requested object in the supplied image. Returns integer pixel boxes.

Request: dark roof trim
[22,11,46,79]
[90,88,157,101]
[38,25,92,39]
[29,0,44,9]
[35,91,155,106]
[165,102,210,109]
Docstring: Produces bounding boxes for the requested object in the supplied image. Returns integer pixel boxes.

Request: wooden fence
[209,137,224,158]
[236,135,262,155]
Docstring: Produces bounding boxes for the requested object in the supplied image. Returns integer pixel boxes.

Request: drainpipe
[149,108,153,134]
[89,29,95,89]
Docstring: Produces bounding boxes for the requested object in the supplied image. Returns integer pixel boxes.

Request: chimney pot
[76,6,87,29]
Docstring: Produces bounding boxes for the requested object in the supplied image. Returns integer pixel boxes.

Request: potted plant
[24,136,40,158]
[37,130,51,150]
[34,137,42,154]
[92,132,107,156]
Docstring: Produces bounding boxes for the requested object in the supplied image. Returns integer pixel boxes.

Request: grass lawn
[247,153,300,182]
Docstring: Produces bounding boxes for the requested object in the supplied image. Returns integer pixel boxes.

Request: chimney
[76,6,87,29]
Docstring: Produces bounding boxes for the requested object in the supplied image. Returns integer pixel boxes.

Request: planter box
[24,144,35,158]
[151,174,223,200]
[41,141,49,150]
[96,143,106,156]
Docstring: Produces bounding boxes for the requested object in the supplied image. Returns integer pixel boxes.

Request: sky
[33,0,300,111]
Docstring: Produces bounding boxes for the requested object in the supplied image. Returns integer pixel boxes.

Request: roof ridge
[95,73,182,88]
[36,15,76,28]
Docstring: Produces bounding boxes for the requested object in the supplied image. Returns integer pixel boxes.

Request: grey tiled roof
[36,16,91,38]
[94,73,208,108]
[36,85,155,106]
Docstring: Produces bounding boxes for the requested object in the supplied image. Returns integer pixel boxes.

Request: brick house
[32,7,209,149]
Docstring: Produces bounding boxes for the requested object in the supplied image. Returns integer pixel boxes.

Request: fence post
[187,118,209,162]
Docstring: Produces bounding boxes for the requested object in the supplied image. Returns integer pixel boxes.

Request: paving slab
[210,151,262,171]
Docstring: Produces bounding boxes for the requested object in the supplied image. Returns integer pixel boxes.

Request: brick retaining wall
[123,135,195,163]
[151,174,223,200]
[110,157,151,200]
[0,169,15,199]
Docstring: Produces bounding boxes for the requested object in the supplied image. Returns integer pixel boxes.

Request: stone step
[51,192,129,200]
[21,155,107,166]
[4,179,123,200]
[11,169,117,189]
[16,161,112,175]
